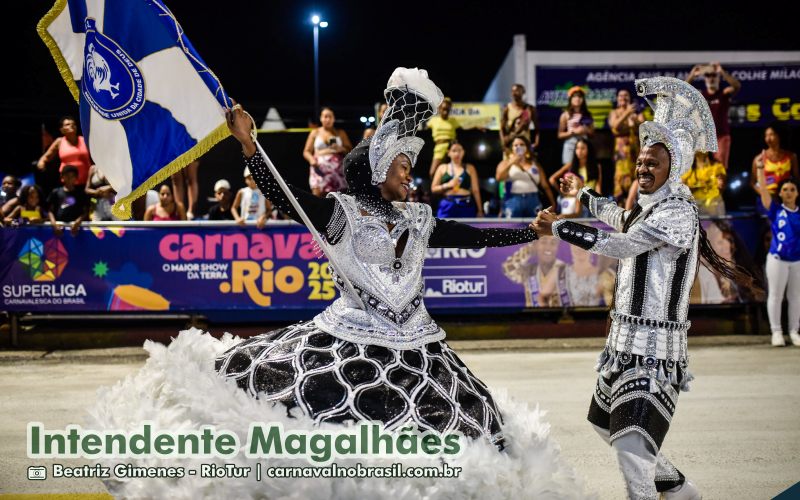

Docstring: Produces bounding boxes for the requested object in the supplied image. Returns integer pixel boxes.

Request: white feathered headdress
[368,68,444,185]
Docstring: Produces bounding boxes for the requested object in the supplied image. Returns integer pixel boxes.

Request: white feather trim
[86,329,594,499]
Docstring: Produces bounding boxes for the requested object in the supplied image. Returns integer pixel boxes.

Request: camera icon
[28,466,47,480]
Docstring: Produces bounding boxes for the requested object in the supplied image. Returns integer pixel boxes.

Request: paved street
[0,343,798,499]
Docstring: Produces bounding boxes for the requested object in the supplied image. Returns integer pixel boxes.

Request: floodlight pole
[313,21,319,119]
[311,16,326,120]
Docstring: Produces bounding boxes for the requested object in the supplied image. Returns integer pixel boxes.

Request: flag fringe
[36,0,80,102]
[110,122,232,220]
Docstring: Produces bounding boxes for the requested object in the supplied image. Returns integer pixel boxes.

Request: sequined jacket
[552,185,699,374]
[243,150,537,349]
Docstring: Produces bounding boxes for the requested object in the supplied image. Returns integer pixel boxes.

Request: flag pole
[251,139,365,311]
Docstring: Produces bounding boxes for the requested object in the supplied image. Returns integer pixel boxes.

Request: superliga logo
[3,237,86,306]
[17,237,68,281]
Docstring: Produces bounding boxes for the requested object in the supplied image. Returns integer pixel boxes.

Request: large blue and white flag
[38,0,233,219]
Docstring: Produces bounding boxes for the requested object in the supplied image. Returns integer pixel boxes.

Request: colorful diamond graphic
[42,239,68,280]
[17,238,44,258]
[18,238,44,279]
[17,238,69,281]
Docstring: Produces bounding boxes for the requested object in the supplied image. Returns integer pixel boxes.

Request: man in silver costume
[535,77,757,500]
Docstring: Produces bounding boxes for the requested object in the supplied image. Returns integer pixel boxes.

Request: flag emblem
[82,18,145,121]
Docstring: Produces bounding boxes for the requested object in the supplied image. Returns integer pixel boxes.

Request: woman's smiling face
[380,154,413,202]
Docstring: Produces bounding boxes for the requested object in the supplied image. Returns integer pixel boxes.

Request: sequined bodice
[609,188,699,366]
[314,193,443,349]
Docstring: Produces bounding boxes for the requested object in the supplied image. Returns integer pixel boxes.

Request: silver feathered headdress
[368,68,444,185]
[635,77,717,186]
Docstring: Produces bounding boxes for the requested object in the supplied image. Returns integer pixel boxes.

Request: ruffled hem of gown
[86,328,594,499]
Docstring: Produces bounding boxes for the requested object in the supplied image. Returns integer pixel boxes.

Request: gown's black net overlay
[215,321,504,446]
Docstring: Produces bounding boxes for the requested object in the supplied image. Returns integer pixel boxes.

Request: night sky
[3,0,798,171]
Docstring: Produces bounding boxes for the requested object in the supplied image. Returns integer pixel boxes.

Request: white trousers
[765,254,800,333]
[593,424,680,500]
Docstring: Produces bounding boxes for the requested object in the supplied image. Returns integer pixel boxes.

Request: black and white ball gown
[88,141,592,499]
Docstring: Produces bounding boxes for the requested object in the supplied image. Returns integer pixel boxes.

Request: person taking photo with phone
[686,62,741,168]
[496,135,556,217]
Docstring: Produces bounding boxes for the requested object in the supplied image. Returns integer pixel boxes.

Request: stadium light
[311,15,328,118]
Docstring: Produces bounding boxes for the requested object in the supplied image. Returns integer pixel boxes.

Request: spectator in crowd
[1,175,21,217]
[557,86,594,165]
[607,88,644,204]
[207,179,235,221]
[4,184,46,226]
[755,162,800,346]
[430,141,483,218]
[549,138,602,217]
[686,62,741,167]
[566,245,602,307]
[84,165,117,221]
[502,236,569,307]
[144,183,187,221]
[37,116,92,187]
[682,152,727,216]
[232,167,270,229]
[500,83,540,153]
[362,127,376,141]
[171,160,200,220]
[427,97,460,177]
[496,135,555,218]
[302,107,352,196]
[47,164,89,235]
[750,124,799,197]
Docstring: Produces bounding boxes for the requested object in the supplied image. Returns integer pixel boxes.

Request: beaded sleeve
[552,196,698,259]
[428,218,538,249]
[243,149,336,233]
[551,218,665,259]
[579,187,627,231]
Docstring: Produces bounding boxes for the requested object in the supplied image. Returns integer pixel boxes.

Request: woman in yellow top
[4,185,47,225]
[682,152,727,216]
[431,141,483,218]
[426,98,460,177]
[750,124,799,196]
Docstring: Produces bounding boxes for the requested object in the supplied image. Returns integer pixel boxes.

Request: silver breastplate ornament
[314,193,443,349]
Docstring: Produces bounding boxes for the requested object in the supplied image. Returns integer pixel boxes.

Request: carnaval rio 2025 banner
[535,63,800,130]
[0,218,762,315]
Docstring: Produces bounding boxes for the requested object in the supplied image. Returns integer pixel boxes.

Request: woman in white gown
[88,68,590,499]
